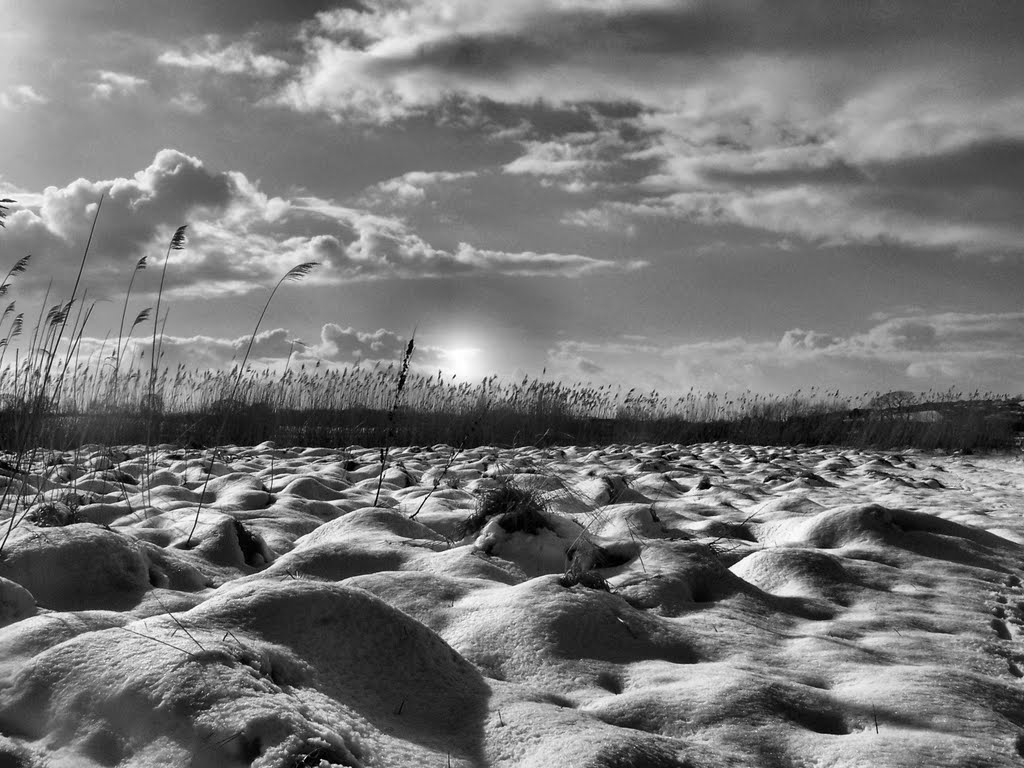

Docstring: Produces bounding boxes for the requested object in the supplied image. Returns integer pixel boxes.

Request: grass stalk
[113,255,148,403]
[184,261,319,548]
[374,333,415,507]
[149,226,187,406]
[0,195,103,555]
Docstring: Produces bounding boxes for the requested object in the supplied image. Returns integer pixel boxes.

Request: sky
[1,0,1023,399]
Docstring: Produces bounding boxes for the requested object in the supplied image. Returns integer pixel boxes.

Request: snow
[0,442,1023,766]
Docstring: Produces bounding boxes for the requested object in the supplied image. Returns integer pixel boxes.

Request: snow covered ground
[1,441,1024,767]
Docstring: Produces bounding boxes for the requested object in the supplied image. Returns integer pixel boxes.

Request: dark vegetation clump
[456,479,550,540]
[27,500,81,527]
[559,564,610,591]
[560,539,639,590]
[25,491,92,528]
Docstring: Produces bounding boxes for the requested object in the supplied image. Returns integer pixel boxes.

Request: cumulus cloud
[316,324,410,362]
[91,322,447,376]
[0,149,635,304]
[82,328,297,375]
[1,150,238,298]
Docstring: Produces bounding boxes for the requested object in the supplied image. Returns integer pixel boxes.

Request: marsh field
[5,0,1024,764]
[3,439,1024,767]
[2,211,1024,767]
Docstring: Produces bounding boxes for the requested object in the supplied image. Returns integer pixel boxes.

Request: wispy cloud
[292,196,645,279]
[159,36,289,78]
[0,85,48,111]
[503,120,657,193]
[359,170,478,209]
[267,1,1024,257]
[546,311,1024,395]
[90,71,148,100]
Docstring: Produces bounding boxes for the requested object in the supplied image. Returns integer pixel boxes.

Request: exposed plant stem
[184,261,318,548]
[0,194,103,555]
[374,333,415,507]
[113,255,147,402]
[149,225,187,404]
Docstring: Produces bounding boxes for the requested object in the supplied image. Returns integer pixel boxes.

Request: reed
[184,260,320,547]
[373,334,415,507]
[0,202,1019,459]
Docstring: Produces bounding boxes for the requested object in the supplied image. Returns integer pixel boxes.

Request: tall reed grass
[0,197,1020,454]
[1,355,1020,452]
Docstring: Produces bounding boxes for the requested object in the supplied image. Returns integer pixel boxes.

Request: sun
[444,346,482,380]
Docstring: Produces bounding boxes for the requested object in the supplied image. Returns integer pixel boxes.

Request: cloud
[77,309,1022,398]
[575,171,1024,254]
[268,1,1024,257]
[546,343,605,376]
[779,329,841,352]
[82,328,297,376]
[453,243,645,277]
[90,71,148,99]
[359,170,477,209]
[544,310,1024,395]
[169,92,207,114]
[292,197,645,278]
[317,324,408,361]
[0,149,637,304]
[560,206,636,237]
[0,85,48,110]
[88,322,448,376]
[159,36,290,77]
[279,2,1021,118]
[313,324,446,365]
[502,120,658,193]
[1,150,241,299]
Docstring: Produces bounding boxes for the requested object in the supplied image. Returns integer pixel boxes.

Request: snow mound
[0,577,34,628]
[1,442,1024,766]
[0,524,153,610]
[730,548,860,603]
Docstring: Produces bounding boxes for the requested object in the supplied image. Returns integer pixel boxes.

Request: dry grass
[0,196,1019,561]
[455,479,551,540]
[7,372,1014,453]
[0,196,1019,456]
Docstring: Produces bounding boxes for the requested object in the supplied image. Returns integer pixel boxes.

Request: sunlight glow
[443,346,482,380]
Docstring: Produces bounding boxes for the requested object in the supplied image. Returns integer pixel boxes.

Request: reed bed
[0,354,1020,452]
[0,197,1020,453]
